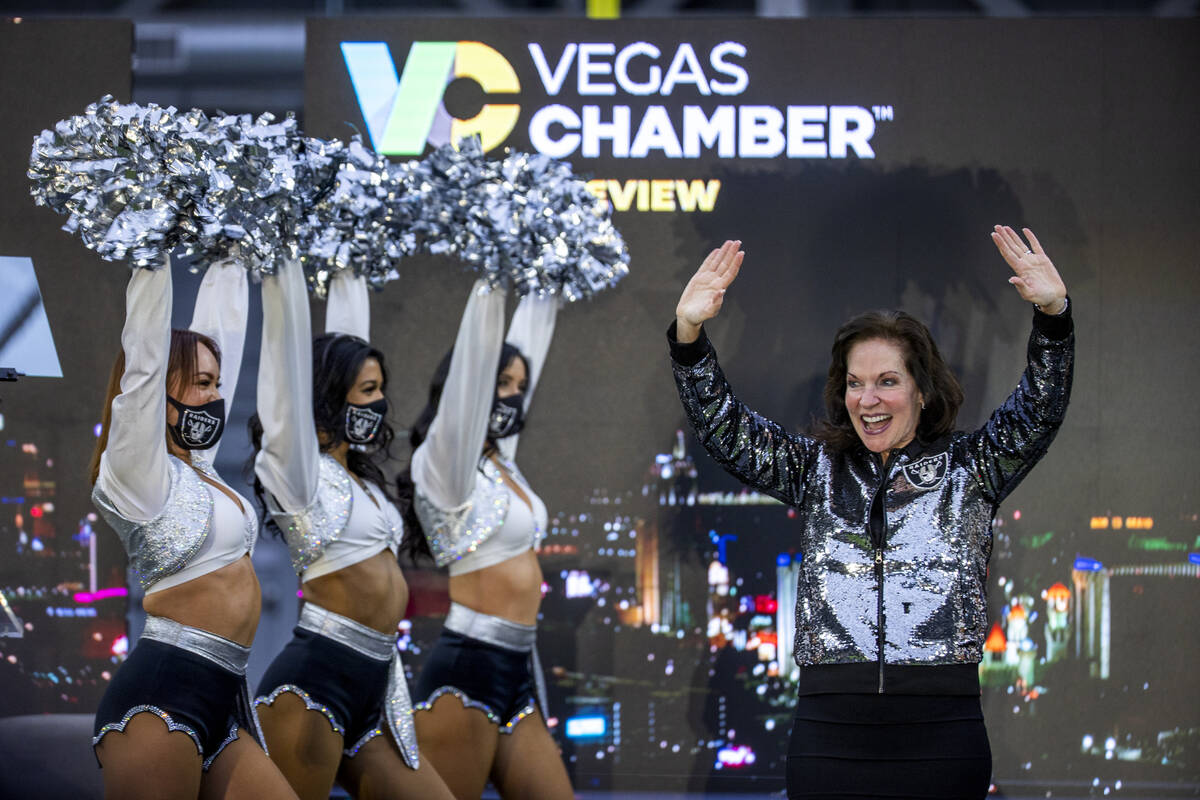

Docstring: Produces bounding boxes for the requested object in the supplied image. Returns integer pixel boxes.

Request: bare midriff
[143,554,261,646]
[448,548,543,626]
[302,549,409,634]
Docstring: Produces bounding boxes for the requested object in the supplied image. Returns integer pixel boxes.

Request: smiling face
[165,342,221,427]
[844,337,924,459]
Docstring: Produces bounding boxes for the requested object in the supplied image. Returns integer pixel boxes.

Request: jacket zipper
[875,547,885,692]
[868,456,894,694]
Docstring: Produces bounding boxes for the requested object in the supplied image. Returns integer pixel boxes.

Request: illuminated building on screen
[1043,581,1071,663]
[775,552,798,679]
[0,428,128,715]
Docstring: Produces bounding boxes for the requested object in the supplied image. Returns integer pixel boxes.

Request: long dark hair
[248,333,396,534]
[90,329,221,486]
[813,310,963,451]
[396,342,528,562]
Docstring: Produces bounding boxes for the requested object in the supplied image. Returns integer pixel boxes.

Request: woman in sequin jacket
[668,227,1073,799]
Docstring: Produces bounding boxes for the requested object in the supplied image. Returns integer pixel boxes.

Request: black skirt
[786,693,991,800]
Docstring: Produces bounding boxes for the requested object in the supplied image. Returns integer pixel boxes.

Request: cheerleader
[89,258,297,798]
[251,259,452,800]
[403,280,573,800]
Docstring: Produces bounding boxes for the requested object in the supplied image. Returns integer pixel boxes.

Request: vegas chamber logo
[341,41,520,155]
[341,38,894,162]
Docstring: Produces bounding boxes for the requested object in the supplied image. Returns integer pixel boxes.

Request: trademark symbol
[872,105,894,122]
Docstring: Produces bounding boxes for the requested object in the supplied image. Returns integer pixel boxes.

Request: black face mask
[166,396,225,451]
[488,394,525,439]
[343,398,388,445]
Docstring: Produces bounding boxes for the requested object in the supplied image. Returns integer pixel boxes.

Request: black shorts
[93,638,248,771]
[414,629,539,732]
[256,627,391,757]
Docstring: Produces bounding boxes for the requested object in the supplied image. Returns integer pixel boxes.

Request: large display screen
[1,15,1196,799]
[306,18,1200,795]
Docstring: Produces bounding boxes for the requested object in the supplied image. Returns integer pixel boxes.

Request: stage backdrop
[305,18,1200,797]
[0,19,134,719]
[1,15,1197,800]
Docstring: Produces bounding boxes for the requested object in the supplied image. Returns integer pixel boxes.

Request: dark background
[0,18,133,717]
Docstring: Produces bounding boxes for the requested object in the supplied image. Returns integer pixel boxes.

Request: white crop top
[302,476,403,582]
[147,483,254,594]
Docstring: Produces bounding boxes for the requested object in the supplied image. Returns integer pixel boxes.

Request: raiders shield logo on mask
[488,394,524,439]
[180,409,220,448]
[902,453,949,491]
[167,396,226,451]
[345,405,383,444]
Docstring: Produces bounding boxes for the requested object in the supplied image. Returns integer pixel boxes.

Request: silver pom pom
[29,97,347,277]
[387,137,629,301]
[29,96,197,268]
[298,138,410,297]
[30,100,629,300]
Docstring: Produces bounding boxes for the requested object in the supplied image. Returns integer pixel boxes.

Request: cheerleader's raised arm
[410,280,507,516]
[253,257,320,517]
[94,262,173,523]
[494,291,559,464]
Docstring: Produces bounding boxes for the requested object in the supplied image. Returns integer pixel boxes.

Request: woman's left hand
[991,225,1068,314]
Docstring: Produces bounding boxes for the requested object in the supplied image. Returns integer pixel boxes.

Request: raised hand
[990,225,1067,314]
[675,240,744,343]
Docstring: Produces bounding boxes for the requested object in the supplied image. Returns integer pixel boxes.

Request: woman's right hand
[675,240,744,343]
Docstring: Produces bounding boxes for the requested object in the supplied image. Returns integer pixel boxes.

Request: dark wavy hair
[813,310,964,451]
[248,333,396,535]
[396,342,528,563]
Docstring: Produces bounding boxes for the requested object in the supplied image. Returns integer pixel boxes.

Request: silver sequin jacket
[670,307,1073,694]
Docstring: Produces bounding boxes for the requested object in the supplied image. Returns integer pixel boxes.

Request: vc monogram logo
[341,41,520,156]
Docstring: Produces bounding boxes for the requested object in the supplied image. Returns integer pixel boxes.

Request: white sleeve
[411,280,506,510]
[325,270,370,341]
[253,258,320,512]
[96,261,173,522]
[496,293,560,462]
[188,258,248,463]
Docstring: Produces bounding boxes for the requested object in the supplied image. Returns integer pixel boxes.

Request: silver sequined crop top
[415,456,546,574]
[93,454,258,591]
[269,453,403,579]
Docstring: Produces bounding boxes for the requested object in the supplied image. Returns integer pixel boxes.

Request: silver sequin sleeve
[670,329,816,508]
[964,314,1075,504]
